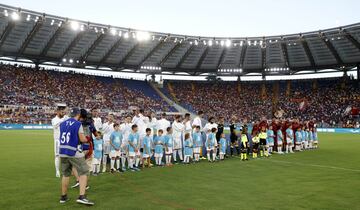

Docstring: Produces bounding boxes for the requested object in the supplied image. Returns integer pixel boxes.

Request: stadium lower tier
[0,64,359,127]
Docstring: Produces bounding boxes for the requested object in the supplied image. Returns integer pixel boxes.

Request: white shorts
[128,152,136,157]
[173,138,182,150]
[92,158,101,165]
[277,141,282,146]
[154,153,163,158]
[143,153,150,158]
[193,147,201,154]
[110,150,121,158]
[268,143,274,147]
[103,142,111,154]
[54,139,59,156]
[286,138,293,144]
[165,147,173,155]
[207,147,215,151]
[136,150,141,157]
[219,151,226,155]
[313,141,318,144]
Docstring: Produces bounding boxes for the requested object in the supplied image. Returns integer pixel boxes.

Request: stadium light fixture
[94,27,98,33]
[69,59,74,63]
[225,39,231,47]
[132,32,136,39]
[4,10,8,17]
[101,28,105,34]
[248,40,251,46]
[189,41,193,45]
[110,28,117,36]
[124,32,129,39]
[34,16,39,22]
[179,39,183,43]
[240,41,243,46]
[208,40,213,46]
[70,21,80,31]
[11,11,20,21]
[220,40,225,46]
[137,31,150,41]
[62,58,67,62]
[80,24,85,31]
[50,19,55,25]
[216,40,219,45]
[194,40,198,46]
[26,14,31,21]
[58,21,62,27]
[118,31,122,37]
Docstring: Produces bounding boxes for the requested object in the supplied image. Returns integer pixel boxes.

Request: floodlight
[26,15,31,21]
[208,40,213,46]
[58,21,62,27]
[50,19,55,25]
[119,31,122,37]
[110,28,117,36]
[70,21,79,31]
[62,58,67,62]
[137,31,150,41]
[11,12,20,21]
[240,41,243,46]
[4,10,8,17]
[69,59,74,63]
[220,40,225,46]
[225,40,231,47]
[194,40,198,45]
[124,32,129,39]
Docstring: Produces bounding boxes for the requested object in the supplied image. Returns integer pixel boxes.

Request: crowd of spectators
[0,64,172,124]
[165,78,360,128]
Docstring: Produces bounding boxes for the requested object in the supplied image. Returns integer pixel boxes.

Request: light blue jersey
[301,130,306,142]
[286,128,294,142]
[93,138,103,159]
[295,131,302,143]
[154,135,164,154]
[277,130,283,143]
[206,133,216,148]
[193,132,202,147]
[305,131,310,141]
[164,134,173,148]
[184,139,193,156]
[267,130,274,144]
[219,138,227,154]
[309,131,314,141]
[110,131,122,151]
[128,132,139,153]
[313,131,318,141]
[142,135,152,156]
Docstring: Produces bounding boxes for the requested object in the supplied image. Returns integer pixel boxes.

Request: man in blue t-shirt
[59,108,94,206]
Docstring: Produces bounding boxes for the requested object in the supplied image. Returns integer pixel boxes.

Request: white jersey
[51,115,69,141]
[149,117,157,135]
[172,121,185,140]
[184,120,192,135]
[157,118,171,135]
[93,117,102,131]
[102,122,114,143]
[192,116,202,130]
[132,114,147,136]
[203,122,218,146]
[120,122,132,146]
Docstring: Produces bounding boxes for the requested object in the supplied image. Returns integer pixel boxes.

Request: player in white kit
[101,114,115,172]
[51,104,68,177]
[172,115,185,163]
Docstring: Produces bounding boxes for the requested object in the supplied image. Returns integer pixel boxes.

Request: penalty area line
[267,159,360,173]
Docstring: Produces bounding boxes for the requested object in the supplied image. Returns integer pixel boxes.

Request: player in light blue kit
[142,128,152,168]
[164,127,173,166]
[110,123,123,173]
[267,125,275,155]
[295,127,302,151]
[128,124,140,171]
[183,133,193,164]
[219,133,227,160]
[286,125,294,153]
[277,129,284,154]
[206,128,217,162]
[154,129,165,166]
[92,131,103,176]
[192,126,202,162]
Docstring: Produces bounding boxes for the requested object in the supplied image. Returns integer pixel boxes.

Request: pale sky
[2,0,360,37]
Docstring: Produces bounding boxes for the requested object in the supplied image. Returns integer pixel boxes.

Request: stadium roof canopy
[0,4,360,76]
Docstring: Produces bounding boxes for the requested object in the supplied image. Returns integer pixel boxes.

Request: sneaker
[56,171,61,178]
[76,195,94,206]
[59,195,70,204]
[86,186,90,190]
[110,168,115,173]
[71,182,79,188]
[130,168,137,172]
[134,167,141,171]
[93,173,98,177]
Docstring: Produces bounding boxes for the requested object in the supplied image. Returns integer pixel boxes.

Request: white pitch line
[268,159,360,172]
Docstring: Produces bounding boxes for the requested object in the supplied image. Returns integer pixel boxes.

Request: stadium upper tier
[0,4,360,76]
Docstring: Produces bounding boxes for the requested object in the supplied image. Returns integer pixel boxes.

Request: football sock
[110,159,115,170]
[116,159,120,169]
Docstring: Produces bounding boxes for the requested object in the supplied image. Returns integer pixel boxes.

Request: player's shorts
[277,141,282,145]
[268,143,274,147]
[143,153,150,158]
[103,141,111,154]
[286,138,293,144]
[253,143,259,150]
[206,146,215,151]
[173,138,182,150]
[219,151,226,155]
[313,140,318,144]
[54,139,59,156]
[154,153,163,158]
[260,139,267,146]
[110,150,121,158]
[128,152,136,157]
[61,157,89,177]
[136,150,141,157]
[193,147,201,154]
[92,158,101,165]
[165,147,173,155]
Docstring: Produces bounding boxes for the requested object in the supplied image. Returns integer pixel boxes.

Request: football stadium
[0,1,360,209]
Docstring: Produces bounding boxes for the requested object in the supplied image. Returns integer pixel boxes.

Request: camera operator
[58,108,94,206]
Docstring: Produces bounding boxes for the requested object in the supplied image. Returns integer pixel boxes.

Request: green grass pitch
[0,130,359,210]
